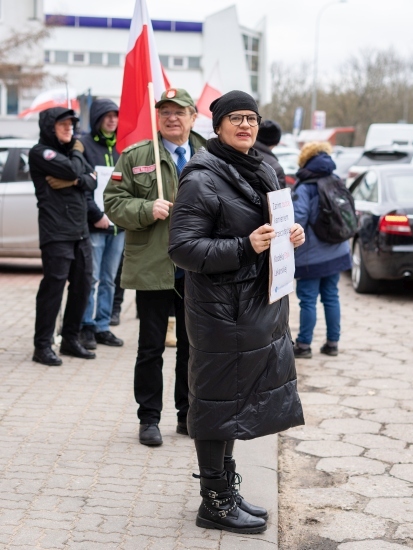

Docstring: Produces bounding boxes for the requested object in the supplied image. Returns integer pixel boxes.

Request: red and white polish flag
[196,63,222,119]
[18,88,80,119]
[117,0,169,153]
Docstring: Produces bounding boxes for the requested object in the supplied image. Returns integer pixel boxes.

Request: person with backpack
[292,141,353,358]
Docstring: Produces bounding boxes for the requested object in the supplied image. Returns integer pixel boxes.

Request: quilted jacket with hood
[168,148,304,441]
[293,146,352,279]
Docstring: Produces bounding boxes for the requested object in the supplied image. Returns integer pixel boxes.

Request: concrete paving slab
[365,497,413,522]
[316,457,386,475]
[340,474,413,498]
[338,542,407,550]
[296,441,363,458]
[319,511,387,542]
[319,418,381,435]
[342,434,406,450]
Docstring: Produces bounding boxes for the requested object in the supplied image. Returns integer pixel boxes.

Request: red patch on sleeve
[112,172,122,181]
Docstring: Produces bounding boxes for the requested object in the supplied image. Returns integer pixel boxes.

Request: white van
[365,123,413,150]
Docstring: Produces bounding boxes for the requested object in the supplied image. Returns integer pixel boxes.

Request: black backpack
[294,175,357,244]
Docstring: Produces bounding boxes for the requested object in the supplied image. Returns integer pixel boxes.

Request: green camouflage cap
[155,88,195,109]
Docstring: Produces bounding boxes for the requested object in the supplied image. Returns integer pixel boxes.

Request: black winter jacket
[29,107,97,247]
[169,148,304,440]
[80,98,121,234]
[254,140,286,188]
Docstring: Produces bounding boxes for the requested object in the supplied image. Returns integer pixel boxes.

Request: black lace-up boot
[225,458,269,520]
[195,476,267,534]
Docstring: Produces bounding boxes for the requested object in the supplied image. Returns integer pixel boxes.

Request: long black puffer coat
[168,148,304,441]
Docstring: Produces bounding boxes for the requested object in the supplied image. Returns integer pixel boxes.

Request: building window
[172,57,184,68]
[159,55,200,71]
[250,75,258,93]
[44,51,50,63]
[159,55,169,67]
[243,33,260,95]
[55,50,69,64]
[73,52,85,63]
[243,34,249,51]
[7,85,18,115]
[107,53,120,66]
[188,56,201,69]
[90,52,103,65]
[251,37,259,52]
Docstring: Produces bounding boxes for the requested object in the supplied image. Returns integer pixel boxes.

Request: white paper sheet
[94,165,114,225]
[267,187,295,303]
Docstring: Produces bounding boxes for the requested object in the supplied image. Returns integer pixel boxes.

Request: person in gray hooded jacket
[79,98,125,350]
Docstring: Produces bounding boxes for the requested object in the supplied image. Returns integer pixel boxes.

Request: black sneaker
[80,327,97,350]
[95,330,124,347]
[293,344,312,359]
[32,347,62,366]
[320,343,338,356]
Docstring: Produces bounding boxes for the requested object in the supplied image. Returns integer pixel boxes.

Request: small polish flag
[111,172,123,181]
[197,63,222,119]
[117,0,169,153]
[18,88,79,119]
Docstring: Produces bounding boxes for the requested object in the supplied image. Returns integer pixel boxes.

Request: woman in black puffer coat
[168,91,305,535]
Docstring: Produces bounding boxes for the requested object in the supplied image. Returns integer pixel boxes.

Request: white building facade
[0,1,269,137]
[43,5,268,106]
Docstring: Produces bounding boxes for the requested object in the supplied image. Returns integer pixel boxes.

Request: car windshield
[383,172,413,202]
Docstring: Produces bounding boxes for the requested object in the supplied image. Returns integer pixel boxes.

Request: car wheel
[351,240,378,294]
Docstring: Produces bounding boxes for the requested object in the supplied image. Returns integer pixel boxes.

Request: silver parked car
[0,138,39,257]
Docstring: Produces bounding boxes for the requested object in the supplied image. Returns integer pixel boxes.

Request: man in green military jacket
[104,88,206,446]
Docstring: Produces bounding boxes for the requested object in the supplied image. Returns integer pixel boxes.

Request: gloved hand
[46,176,78,189]
[72,140,85,153]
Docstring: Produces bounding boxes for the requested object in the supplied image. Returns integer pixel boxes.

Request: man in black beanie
[255,120,286,188]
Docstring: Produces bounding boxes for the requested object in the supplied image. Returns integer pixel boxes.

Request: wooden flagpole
[148,82,164,200]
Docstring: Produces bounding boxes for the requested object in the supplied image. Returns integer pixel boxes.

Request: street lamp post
[310,0,347,128]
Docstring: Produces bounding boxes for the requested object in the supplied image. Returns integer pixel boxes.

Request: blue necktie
[175,146,187,175]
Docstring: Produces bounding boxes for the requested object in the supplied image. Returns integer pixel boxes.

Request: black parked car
[349,165,413,293]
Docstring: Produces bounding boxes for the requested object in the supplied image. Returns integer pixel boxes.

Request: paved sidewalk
[0,262,278,550]
[280,273,413,549]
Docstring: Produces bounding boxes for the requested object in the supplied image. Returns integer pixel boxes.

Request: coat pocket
[133,172,158,200]
[125,227,151,245]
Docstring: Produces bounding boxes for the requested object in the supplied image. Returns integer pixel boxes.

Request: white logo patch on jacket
[43,149,57,160]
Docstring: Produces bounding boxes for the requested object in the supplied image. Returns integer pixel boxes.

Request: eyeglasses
[159,110,189,118]
[226,114,262,127]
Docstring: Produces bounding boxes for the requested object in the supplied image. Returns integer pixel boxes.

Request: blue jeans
[82,231,125,333]
[295,273,341,345]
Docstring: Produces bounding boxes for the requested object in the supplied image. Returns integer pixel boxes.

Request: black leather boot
[225,459,269,520]
[196,476,267,534]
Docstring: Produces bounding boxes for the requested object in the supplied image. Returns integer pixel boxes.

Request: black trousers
[112,256,124,315]
[134,276,189,423]
[195,440,236,479]
[34,239,93,349]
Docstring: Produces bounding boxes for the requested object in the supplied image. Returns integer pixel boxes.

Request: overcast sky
[45,0,413,79]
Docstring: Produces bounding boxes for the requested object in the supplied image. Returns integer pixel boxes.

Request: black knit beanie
[257,120,282,146]
[210,90,259,133]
